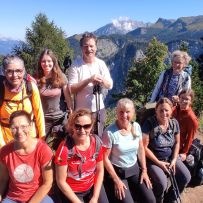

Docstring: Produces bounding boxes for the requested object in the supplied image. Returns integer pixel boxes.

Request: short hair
[80,32,97,47]
[179,89,195,102]
[67,108,95,132]
[2,55,25,70]
[9,110,32,125]
[171,50,191,66]
[156,97,173,109]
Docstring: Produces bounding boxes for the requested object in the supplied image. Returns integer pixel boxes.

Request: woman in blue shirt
[102,98,155,203]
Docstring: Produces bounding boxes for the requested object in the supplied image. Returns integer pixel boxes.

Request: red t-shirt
[0,140,53,202]
[54,135,103,192]
[173,106,198,154]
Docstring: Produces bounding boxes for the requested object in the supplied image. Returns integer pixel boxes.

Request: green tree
[191,60,203,115]
[125,37,168,105]
[13,13,73,74]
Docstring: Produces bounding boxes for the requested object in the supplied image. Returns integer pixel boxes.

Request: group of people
[0,32,199,203]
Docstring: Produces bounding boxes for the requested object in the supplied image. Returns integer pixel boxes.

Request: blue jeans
[2,195,54,203]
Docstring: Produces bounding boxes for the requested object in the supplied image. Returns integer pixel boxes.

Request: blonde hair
[116,98,138,138]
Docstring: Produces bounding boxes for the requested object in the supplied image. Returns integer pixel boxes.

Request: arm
[142,133,170,173]
[150,71,165,102]
[0,162,9,202]
[169,133,180,174]
[31,82,46,138]
[70,74,106,94]
[181,119,198,155]
[103,148,127,200]
[63,84,73,114]
[89,160,104,203]
[55,165,82,203]
[137,139,152,188]
[28,160,53,203]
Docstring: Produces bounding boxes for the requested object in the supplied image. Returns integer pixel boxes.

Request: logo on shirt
[13,164,34,183]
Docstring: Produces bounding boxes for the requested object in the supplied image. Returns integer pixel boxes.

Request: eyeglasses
[11,124,29,132]
[74,123,92,130]
[5,69,24,76]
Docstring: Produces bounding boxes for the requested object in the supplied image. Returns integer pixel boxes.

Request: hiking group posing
[0,32,199,203]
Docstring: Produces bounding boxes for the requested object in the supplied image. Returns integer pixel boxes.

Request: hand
[172,95,179,104]
[158,160,170,174]
[180,153,187,162]
[140,170,152,189]
[114,178,127,200]
[169,158,177,175]
[90,74,103,85]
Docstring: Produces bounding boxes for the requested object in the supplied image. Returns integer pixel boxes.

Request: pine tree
[125,37,168,105]
[13,13,73,74]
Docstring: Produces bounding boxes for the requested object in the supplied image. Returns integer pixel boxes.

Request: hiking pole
[168,168,182,203]
[93,83,101,137]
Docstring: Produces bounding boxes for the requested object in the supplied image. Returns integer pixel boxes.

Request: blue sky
[0,0,202,40]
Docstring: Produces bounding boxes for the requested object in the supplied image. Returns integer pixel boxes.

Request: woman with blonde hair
[102,98,155,203]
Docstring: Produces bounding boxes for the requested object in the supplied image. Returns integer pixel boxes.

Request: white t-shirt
[68,57,113,112]
[102,122,142,168]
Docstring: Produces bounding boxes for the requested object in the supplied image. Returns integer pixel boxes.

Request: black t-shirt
[142,116,180,161]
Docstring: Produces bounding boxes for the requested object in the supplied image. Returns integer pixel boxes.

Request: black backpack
[185,138,203,185]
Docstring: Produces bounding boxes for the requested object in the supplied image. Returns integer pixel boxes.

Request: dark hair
[2,55,25,70]
[156,97,173,109]
[80,32,97,47]
[9,110,31,125]
[37,49,66,88]
[179,89,195,102]
[67,108,95,132]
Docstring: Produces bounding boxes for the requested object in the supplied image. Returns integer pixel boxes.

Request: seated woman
[150,50,191,103]
[102,98,156,203]
[173,89,198,161]
[54,108,108,203]
[0,110,53,203]
[142,98,191,203]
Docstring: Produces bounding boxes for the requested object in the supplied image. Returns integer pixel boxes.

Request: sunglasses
[74,123,92,130]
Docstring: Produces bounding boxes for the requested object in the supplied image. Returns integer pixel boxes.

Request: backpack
[0,74,34,127]
[0,74,33,107]
[185,138,203,185]
[66,135,102,178]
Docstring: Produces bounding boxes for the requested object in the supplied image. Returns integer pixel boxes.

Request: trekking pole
[168,168,182,203]
[93,84,101,137]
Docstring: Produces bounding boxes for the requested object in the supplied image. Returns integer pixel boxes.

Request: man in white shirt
[68,32,113,137]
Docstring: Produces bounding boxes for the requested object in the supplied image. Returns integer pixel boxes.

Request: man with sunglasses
[68,32,113,137]
[0,55,45,147]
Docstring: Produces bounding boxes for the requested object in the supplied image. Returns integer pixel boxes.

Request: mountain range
[68,15,203,106]
[1,15,203,106]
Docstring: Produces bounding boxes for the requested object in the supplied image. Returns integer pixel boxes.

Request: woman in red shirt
[173,89,198,161]
[55,108,108,203]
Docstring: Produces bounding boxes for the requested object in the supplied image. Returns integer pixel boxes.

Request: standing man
[68,32,113,137]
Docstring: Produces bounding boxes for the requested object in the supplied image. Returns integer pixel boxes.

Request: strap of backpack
[92,135,102,159]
